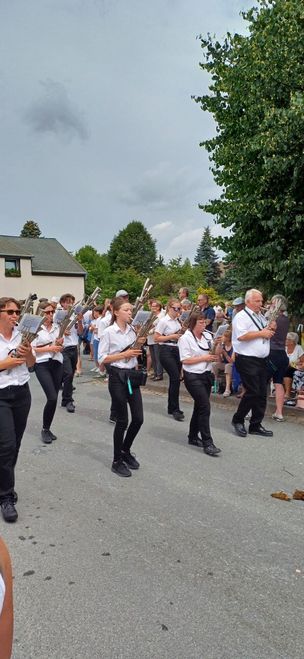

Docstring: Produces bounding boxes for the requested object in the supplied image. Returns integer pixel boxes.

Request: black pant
[35,360,63,429]
[184,371,213,445]
[159,345,181,413]
[0,383,31,501]
[62,346,78,405]
[232,354,268,428]
[149,344,163,377]
[108,368,143,462]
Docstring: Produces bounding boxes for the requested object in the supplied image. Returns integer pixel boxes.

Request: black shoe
[66,402,75,413]
[232,422,247,437]
[248,425,273,437]
[48,430,57,441]
[111,460,132,477]
[121,451,140,469]
[1,499,18,523]
[204,444,221,456]
[188,436,204,447]
[41,429,53,444]
[173,411,184,421]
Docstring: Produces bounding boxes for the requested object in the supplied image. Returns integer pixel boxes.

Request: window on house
[5,258,21,277]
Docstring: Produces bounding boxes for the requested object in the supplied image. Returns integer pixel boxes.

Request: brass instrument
[57,287,101,337]
[19,293,38,320]
[132,279,153,318]
[132,312,158,349]
[179,303,201,334]
[11,313,44,358]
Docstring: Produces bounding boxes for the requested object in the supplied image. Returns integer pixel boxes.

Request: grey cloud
[119,162,200,210]
[24,79,89,141]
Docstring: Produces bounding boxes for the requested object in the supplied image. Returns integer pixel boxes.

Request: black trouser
[35,360,63,429]
[62,346,78,405]
[232,354,268,428]
[0,383,31,501]
[149,344,163,377]
[184,371,213,445]
[108,367,144,462]
[159,345,181,413]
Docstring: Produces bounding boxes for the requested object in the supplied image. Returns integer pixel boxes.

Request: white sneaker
[223,390,231,397]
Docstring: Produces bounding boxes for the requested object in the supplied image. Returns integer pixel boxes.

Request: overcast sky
[0,0,252,261]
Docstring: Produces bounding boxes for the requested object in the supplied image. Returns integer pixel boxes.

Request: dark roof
[0,236,86,276]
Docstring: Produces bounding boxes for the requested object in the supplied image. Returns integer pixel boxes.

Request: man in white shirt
[231,288,275,437]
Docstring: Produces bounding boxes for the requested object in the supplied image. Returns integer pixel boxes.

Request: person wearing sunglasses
[31,302,64,444]
[154,298,184,421]
[0,297,35,523]
[178,312,221,456]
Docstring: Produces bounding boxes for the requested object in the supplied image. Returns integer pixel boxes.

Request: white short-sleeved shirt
[147,309,165,346]
[0,327,31,388]
[32,324,63,364]
[232,307,269,358]
[287,345,304,367]
[154,314,181,346]
[63,322,79,348]
[98,322,138,369]
[178,329,213,374]
[0,573,5,615]
[97,314,111,340]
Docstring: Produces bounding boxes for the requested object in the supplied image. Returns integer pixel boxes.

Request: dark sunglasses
[171,307,181,312]
[0,309,21,316]
[44,310,54,315]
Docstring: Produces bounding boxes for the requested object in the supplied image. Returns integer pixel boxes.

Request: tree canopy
[195,0,304,312]
[194,226,220,285]
[20,220,42,238]
[108,221,157,275]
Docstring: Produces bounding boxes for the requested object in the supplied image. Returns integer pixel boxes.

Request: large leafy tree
[194,226,220,285]
[75,245,111,295]
[20,220,41,238]
[195,0,304,312]
[108,221,157,274]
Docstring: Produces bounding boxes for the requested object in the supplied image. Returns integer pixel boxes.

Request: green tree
[20,220,41,238]
[195,0,304,312]
[194,226,220,285]
[75,245,112,295]
[108,221,157,274]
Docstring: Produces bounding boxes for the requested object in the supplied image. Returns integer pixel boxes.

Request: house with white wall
[0,235,86,302]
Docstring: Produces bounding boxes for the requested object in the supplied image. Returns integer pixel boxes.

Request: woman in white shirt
[32,302,63,444]
[178,312,221,456]
[283,332,304,401]
[98,298,145,477]
[0,297,35,523]
[154,299,183,421]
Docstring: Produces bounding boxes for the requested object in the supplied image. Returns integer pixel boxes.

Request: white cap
[116,289,129,297]
[51,296,60,303]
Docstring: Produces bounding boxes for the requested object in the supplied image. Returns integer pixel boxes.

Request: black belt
[0,382,29,392]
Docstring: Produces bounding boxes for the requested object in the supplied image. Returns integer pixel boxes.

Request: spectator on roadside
[197,294,215,331]
[213,329,234,397]
[284,332,304,401]
[178,287,189,302]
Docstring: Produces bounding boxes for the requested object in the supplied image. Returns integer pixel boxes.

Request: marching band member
[154,298,184,421]
[178,312,221,455]
[59,293,83,413]
[98,298,145,477]
[32,302,63,444]
[0,297,35,523]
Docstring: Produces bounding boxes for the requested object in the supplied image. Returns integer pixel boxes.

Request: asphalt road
[3,361,304,659]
